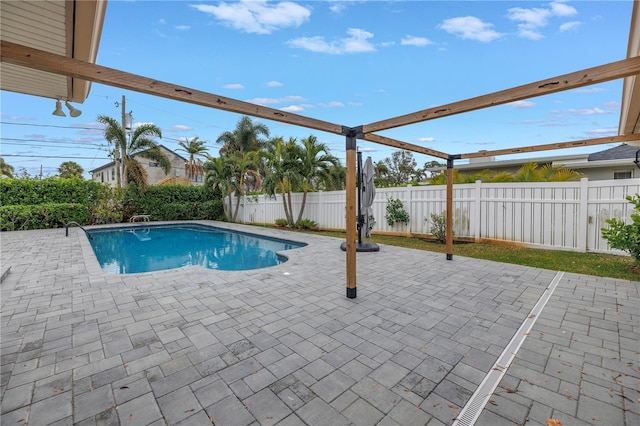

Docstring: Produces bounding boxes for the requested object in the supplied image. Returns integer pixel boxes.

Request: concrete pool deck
[1,221,638,426]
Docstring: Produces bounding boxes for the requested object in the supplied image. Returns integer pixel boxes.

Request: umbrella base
[339,241,380,252]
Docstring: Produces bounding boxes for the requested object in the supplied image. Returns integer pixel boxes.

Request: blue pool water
[88,224,306,274]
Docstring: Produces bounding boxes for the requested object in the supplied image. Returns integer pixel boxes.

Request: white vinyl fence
[236,178,640,254]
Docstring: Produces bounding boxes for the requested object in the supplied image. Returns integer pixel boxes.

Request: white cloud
[175,25,191,31]
[280,104,309,113]
[559,21,581,32]
[507,1,579,40]
[172,124,193,131]
[247,95,305,105]
[585,127,616,136]
[401,36,434,47]
[509,100,535,108]
[224,83,245,89]
[438,16,503,42]
[573,87,606,93]
[567,107,611,115]
[416,137,435,143]
[318,101,344,108]
[287,28,376,54]
[603,101,620,108]
[550,2,578,17]
[266,81,283,87]
[191,0,310,35]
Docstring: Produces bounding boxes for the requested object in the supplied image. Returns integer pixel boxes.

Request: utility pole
[115,95,124,188]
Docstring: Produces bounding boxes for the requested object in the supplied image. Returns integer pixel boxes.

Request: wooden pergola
[1,2,639,299]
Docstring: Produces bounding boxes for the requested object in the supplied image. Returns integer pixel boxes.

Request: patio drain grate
[452,271,565,426]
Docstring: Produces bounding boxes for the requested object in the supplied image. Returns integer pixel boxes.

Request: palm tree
[291,135,340,223]
[217,115,270,155]
[228,151,261,222]
[204,156,236,222]
[58,161,84,179]
[262,137,299,227]
[1,157,15,178]
[97,115,171,190]
[178,137,208,182]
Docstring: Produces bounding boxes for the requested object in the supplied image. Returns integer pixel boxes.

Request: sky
[0,0,635,179]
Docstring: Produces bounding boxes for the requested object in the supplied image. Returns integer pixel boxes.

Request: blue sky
[0,0,634,178]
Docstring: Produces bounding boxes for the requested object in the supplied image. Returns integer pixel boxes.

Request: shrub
[385,197,410,226]
[426,211,451,243]
[601,194,640,264]
[296,218,318,230]
[92,186,124,225]
[0,203,91,231]
[0,177,102,205]
[123,184,224,221]
[275,218,289,227]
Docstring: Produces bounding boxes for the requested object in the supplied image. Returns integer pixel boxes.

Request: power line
[0,121,100,130]
[0,142,109,151]
[2,155,109,160]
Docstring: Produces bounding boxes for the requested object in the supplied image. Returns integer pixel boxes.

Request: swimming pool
[88,223,306,274]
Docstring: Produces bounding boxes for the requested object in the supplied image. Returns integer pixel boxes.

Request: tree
[0,157,15,178]
[217,115,270,155]
[227,151,261,222]
[58,161,84,179]
[204,156,235,221]
[262,137,299,227]
[374,160,391,187]
[290,135,340,223]
[429,162,584,185]
[383,151,419,186]
[97,115,171,190]
[178,137,208,181]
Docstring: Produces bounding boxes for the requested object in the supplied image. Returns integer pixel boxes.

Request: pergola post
[344,128,359,299]
[446,156,455,260]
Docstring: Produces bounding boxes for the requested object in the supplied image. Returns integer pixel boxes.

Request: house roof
[587,143,639,161]
[89,145,187,174]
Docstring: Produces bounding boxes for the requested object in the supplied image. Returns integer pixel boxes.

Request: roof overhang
[619,0,640,138]
[0,0,107,103]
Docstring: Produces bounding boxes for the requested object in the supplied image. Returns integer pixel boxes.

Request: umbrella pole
[357,150,363,245]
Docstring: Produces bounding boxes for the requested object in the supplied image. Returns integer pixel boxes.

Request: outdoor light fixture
[635,149,640,169]
[52,100,66,117]
[65,101,82,117]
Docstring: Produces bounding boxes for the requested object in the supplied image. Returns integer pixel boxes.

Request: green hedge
[0,177,102,205]
[0,203,92,231]
[124,184,224,221]
[0,178,224,230]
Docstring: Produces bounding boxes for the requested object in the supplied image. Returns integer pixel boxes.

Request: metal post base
[347,288,357,299]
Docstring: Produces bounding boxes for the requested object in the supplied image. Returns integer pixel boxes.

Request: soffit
[0,0,106,103]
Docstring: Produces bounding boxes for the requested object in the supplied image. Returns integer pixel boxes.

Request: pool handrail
[65,221,93,240]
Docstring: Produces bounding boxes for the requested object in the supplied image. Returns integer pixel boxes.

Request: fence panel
[587,179,640,253]
[234,178,640,254]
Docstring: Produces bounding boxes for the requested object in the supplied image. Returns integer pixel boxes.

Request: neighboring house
[428,143,640,181]
[90,145,198,187]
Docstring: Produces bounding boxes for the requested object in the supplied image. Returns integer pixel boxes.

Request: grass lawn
[290,229,640,281]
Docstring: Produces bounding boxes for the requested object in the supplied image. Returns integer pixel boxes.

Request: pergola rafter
[1,38,639,299]
[363,56,640,134]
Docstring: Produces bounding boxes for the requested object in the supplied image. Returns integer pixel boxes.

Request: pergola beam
[363,56,640,134]
[363,133,449,159]
[0,40,344,136]
[460,134,639,159]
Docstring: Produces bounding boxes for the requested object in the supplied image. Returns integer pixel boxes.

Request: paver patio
[1,221,638,425]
